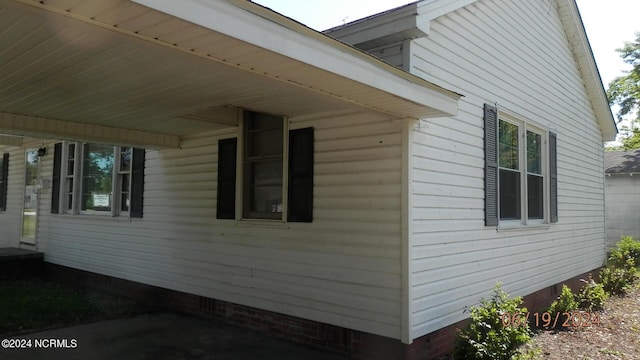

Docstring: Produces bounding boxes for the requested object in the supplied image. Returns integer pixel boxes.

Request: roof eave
[133,0,461,117]
[557,0,618,142]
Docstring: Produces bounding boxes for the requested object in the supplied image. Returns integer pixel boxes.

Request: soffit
[1,0,460,147]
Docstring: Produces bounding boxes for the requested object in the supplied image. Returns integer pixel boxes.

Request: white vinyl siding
[605,175,640,249]
[33,111,405,339]
[407,0,606,339]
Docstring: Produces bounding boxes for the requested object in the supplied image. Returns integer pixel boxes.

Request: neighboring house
[0,0,616,358]
[604,149,640,248]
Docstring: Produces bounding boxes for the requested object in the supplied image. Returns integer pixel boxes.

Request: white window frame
[498,113,549,226]
[59,142,132,217]
[237,111,289,222]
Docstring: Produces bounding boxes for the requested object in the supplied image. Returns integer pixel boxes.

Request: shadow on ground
[0,312,353,360]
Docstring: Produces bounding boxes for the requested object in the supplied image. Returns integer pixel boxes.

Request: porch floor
[0,247,44,262]
[0,247,44,279]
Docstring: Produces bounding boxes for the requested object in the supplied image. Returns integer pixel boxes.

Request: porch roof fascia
[132,0,461,117]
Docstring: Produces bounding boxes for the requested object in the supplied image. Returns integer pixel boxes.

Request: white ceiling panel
[1,0,459,147]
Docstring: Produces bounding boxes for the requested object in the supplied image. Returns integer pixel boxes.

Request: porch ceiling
[0,0,459,148]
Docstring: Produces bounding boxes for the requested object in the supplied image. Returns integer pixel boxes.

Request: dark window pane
[527,131,542,174]
[120,147,131,172]
[499,120,519,170]
[67,144,76,175]
[250,186,283,214]
[121,173,130,212]
[247,129,282,158]
[248,113,283,131]
[121,174,130,192]
[527,174,544,219]
[499,169,520,220]
[251,160,282,186]
[121,193,129,211]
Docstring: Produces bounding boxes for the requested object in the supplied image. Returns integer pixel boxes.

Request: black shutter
[484,104,499,226]
[549,132,558,223]
[130,148,145,218]
[288,127,314,223]
[0,153,8,211]
[51,143,62,214]
[217,138,237,219]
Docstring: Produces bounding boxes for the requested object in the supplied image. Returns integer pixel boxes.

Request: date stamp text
[501,311,600,328]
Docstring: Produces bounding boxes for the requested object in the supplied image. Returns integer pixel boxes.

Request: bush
[454,283,531,360]
[576,274,608,312]
[602,236,639,296]
[612,236,640,266]
[547,285,578,328]
[600,259,637,295]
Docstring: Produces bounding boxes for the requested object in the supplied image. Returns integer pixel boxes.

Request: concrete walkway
[0,313,353,360]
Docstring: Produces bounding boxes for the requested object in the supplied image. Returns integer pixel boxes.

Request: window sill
[497,222,550,232]
[235,219,288,228]
[53,213,137,222]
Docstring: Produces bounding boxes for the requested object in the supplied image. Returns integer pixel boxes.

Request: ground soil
[523,282,640,359]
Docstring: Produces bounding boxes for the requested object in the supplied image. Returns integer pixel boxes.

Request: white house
[604,150,640,248]
[0,0,616,358]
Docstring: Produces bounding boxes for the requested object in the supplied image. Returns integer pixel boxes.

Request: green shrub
[601,236,639,296]
[613,236,640,265]
[547,285,578,327]
[454,283,531,360]
[576,275,608,312]
[600,258,637,295]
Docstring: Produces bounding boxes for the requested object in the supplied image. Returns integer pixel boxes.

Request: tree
[607,32,640,149]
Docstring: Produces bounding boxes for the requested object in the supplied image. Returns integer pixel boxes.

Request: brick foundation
[41,263,601,359]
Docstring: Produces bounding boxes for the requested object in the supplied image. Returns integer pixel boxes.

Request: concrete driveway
[0,313,353,360]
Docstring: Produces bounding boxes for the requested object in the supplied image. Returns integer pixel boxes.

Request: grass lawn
[0,279,145,336]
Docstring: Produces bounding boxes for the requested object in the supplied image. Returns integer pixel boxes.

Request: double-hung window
[243,112,284,219]
[216,110,314,222]
[484,103,557,226]
[52,143,144,218]
[498,119,545,221]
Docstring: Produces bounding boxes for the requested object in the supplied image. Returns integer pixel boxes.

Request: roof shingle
[604,149,640,174]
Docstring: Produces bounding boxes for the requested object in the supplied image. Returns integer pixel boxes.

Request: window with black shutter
[484,103,557,226]
[52,142,144,218]
[216,111,314,223]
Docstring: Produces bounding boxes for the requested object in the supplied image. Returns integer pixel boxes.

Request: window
[484,103,557,226]
[216,110,313,222]
[243,112,284,219]
[81,144,115,213]
[0,153,8,211]
[52,143,144,218]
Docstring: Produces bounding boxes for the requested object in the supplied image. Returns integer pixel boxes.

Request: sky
[253,0,640,141]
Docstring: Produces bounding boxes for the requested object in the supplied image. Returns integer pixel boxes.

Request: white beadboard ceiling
[0,0,459,148]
